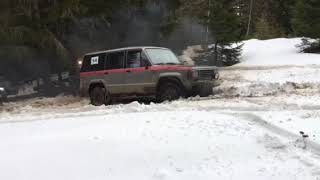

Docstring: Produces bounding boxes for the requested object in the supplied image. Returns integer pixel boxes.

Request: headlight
[0,87,4,91]
[214,72,220,79]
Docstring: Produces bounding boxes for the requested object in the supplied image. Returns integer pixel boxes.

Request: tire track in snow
[1,98,320,124]
[224,112,320,177]
[226,112,320,156]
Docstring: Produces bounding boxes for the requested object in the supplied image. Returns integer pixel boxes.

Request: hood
[191,66,219,71]
[156,64,219,71]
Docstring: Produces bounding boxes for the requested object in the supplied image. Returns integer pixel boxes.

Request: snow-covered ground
[1,38,320,180]
[239,38,320,66]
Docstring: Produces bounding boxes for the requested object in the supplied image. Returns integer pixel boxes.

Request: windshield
[145,48,181,65]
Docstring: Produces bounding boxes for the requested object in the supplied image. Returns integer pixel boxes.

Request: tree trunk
[246,0,254,37]
[213,41,219,66]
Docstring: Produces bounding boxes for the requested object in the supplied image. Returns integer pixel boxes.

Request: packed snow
[1,38,320,180]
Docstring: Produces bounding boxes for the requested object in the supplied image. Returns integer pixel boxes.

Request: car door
[80,53,106,96]
[123,49,155,95]
[104,51,126,95]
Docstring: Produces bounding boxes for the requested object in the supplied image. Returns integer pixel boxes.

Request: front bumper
[189,80,221,97]
[193,80,221,87]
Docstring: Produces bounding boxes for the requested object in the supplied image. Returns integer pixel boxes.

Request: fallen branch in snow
[300,131,309,150]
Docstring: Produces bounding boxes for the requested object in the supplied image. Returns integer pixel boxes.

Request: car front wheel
[157,82,185,103]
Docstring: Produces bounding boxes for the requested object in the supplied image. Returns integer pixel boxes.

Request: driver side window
[127,51,142,68]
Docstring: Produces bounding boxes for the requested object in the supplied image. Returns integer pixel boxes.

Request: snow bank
[239,38,320,66]
[216,66,320,97]
[180,38,320,67]
[216,38,320,97]
[0,95,88,114]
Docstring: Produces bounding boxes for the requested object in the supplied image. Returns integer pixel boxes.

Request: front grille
[198,70,214,80]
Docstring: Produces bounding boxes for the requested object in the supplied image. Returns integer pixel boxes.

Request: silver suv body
[80,47,220,105]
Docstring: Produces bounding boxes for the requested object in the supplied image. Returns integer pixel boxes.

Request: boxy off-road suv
[80,47,220,106]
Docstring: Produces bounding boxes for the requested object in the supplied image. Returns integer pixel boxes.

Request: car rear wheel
[90,86,108,106]
[157,82,185,103]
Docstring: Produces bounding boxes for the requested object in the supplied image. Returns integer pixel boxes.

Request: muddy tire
[90,86,107,106]
[199,84,213,97]
[157,82,185,103]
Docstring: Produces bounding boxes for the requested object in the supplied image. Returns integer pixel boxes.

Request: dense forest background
[0,0,319,82]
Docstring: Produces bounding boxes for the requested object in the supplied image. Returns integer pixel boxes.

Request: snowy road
[1,38,320,180]
[1,79,320,180]
[0,96,320,180]
[1,94,320,180]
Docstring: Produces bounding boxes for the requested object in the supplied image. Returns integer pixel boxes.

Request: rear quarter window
[81,53,106,72]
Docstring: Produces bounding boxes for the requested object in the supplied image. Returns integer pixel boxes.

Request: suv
[80,47,220,106]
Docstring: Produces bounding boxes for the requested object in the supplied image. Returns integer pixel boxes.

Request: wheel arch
[156,76,185,92]
[88,81,106,94]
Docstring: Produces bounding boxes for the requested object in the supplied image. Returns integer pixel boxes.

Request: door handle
[126,70,132,73]
[104,72,109,75]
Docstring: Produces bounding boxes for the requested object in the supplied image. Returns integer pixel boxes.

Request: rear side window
[105,51,125,70]
[81,53,106,72]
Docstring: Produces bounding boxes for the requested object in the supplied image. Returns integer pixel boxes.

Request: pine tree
[0,0,154,80]
[275,0,296,35]
[239,0,295,38]
[206,0,243,65]
[292,0,320,53]
[250,0,284,38]
[254,16,283,39]
[181,0,243,66]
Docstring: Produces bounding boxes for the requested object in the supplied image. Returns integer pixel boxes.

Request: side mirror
[142,58,151,68]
